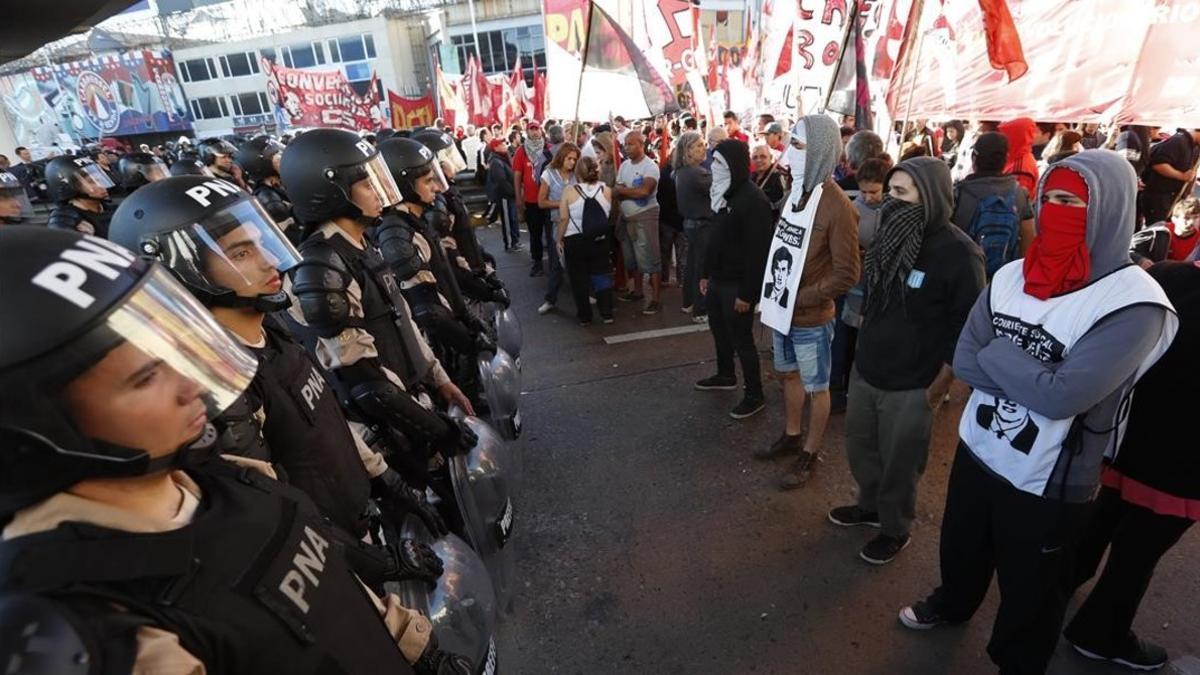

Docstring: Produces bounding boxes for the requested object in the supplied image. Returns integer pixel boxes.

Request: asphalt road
[478,226,1200,675]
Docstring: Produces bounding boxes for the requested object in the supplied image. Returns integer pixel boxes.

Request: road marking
[603,324,709,345]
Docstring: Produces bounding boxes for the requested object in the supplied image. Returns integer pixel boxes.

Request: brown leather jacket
[791,179,861,327]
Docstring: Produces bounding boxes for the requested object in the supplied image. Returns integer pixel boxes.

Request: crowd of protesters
[4,109,1199,675]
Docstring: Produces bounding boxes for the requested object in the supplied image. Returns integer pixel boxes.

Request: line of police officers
[0,127,520,674]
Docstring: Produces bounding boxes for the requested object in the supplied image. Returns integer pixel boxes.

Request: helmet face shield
[94,265,257,415]
[154,198,302,300]
[345,154,404,215]
[437,146,466,177]
[142,160,170,183]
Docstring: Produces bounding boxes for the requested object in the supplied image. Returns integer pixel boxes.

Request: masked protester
[45,156,115,237]
[754,116,860,491]
[901,150,1179,675]
[694,140,773,417]
[831,157,986,566]
[108,176,450,587]
[0,226,470,675]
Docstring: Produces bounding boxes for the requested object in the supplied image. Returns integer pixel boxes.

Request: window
[289,44,316,68]
[314,42,326,65]
[328,39,341,63]
[260,47,276,64]
[222,52,257,77]
[452,28,544,76]
[339,35,366,62]
[344,62,371,82]
[259,92,270,111]
[179,58,216,82]
[364,34,376,58]
[190,96,225,120]
[230,92,267,116]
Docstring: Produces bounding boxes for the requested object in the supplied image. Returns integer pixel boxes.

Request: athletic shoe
[898,601,956,630]
[642,301,662,315]
[681,305,693,314]
[692,314,709,324]
[779,451,819,490]
[537,301,554,315]
[579,319,593,327]
[860,533,911,565]
[694,375,737,391]
[617,291,644,302]
[753,432,802,460]
[509,242,524,252]
[590,296,598,305]
[1067,634,1169,671]
[729,396,765,420]
[601,316,614,324]
[828,505,882,528]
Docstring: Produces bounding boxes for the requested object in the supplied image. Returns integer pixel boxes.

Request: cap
[488,138,507,152]
[527,120,542,130]
[765,122,784,135]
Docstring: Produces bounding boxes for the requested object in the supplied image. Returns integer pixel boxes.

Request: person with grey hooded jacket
[900,150,1178,675]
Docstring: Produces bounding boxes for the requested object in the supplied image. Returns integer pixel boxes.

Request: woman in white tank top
[556,156,614,325]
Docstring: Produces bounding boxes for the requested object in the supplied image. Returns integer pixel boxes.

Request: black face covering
[864,196,926,310]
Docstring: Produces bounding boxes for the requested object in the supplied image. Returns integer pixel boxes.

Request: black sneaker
[779,451,819,490]
[753,432,803,460]
[641,301,662,315]
[729,396,765,419]
[898,600,956,630]
[617,291,645,302]
[1068,633,1169,671]
[860,533,911,565]
[530,266,545,277]
[828,505,881,528]
[694,375,737,391]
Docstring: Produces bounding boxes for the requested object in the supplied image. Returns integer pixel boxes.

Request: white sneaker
[537,301,554,315]
[681,305,693,314]
[692,314,709,324]
[589,296,597,305]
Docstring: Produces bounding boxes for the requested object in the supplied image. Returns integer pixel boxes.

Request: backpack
[965,186,1021,278]
[574,184,609,241]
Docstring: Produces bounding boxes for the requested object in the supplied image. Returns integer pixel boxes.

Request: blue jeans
[544,212,564,303]
[772,320,836,392]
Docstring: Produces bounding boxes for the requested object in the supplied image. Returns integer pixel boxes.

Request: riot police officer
[170,155,210,176]
[117,151,170,193]
[0,226,470,674]
[198,137,247,188]
[45,155,115,237]
[236,135,297,240]
[0,170,26,223]
[278,128,477,511]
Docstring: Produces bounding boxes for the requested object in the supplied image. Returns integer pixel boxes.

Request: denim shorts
[772,320,836,391]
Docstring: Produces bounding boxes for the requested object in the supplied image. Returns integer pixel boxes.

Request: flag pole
[821,0,859,114]
[571,0,595,135]
[891,0,927,156]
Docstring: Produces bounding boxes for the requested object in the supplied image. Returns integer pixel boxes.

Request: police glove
[490,287,511,309]
[414,635,475,675]
[389,539,444,585]
[473,330,497,355]
[372,468,448,536]
[435,413,478,457]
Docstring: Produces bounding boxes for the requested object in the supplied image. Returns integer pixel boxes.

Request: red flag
[979,0,1027,82]
[532,70,547,121]
[581,2,680,115]
[774,26,793,79]
[389,90,436,129]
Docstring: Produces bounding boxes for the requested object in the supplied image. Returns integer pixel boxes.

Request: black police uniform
[0,460,416,675]
[47,202,110,238]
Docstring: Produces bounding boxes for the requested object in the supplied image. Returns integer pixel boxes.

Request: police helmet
[413,128,467,177]
[197,138,238,167]
[170,157,211,177]
[279,127,403,226]
[118,152,170,190]
[377,138,449,207]
[235,136,285,184]
[109,176,302,313]
[44,156,114,203]
[0,171,25,223]
[0,227,256,514]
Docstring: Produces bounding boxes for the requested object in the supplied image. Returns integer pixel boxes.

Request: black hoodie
[857,157,986,390]
[703,140,774,304]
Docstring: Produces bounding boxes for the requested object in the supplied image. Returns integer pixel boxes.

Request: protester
[834,157,985,564]
[486,136,522,251]
[695,139,773,418]
[1143,128,1200,225]
[840,157,890,332]
[536,142,579,315]
[514,121,552,276]
[998,117,1040,196]
[1043,130,1083,166]
[463,126,483,172]
[900,151,1177,675]
[557,155,615,325]
[614,130,663,314]
[1063,260,1198,671]
[837,130,885,197]
[658,151,686,291]
[1114,124,1154,177]
[1032,122,1056,161]
[951,132,1036,269]
[752,143,788,220]
[940,121,965,170]
[673,131,714,322]
[1159,196,1200,261]
[705,127,728,169]
[1079,123,1106,150]
[762,122,787,154]
[724,111,750,144]
[760,116,859,491]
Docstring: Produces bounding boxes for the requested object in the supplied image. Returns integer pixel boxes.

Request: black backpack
[573,184,610,241]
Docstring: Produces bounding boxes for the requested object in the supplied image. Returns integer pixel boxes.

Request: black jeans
[706,280,762,398]
[1064,486,1194,652]
[564,234,613,322]
[683,220,710,315]
[926,444,1091,675]
[1142,190,1178,227]
[526,203,546,267]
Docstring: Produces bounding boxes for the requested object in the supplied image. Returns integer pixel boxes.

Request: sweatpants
[844,368,934,537]
[498,198,520,248]
[924,443,1091,675]
[563,234,613,322]
[706,280,762,398]
[1064,486,1194,652]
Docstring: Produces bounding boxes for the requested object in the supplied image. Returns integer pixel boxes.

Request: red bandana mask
[1023,168,1091,300]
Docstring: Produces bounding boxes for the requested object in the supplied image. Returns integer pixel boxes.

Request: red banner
[389,91,436,129]
[261,57,382,130]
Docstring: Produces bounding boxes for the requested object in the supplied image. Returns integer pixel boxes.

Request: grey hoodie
[954,149,1174,501]
[790,114,842,196]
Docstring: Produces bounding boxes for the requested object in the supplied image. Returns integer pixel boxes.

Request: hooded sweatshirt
[953,150,1178,501]
[781,115,860,327]
[856,157,986,391]
[999,117,1039,195]
[702,140,774,303]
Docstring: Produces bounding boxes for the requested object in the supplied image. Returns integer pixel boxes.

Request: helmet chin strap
[211,288,293,313]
